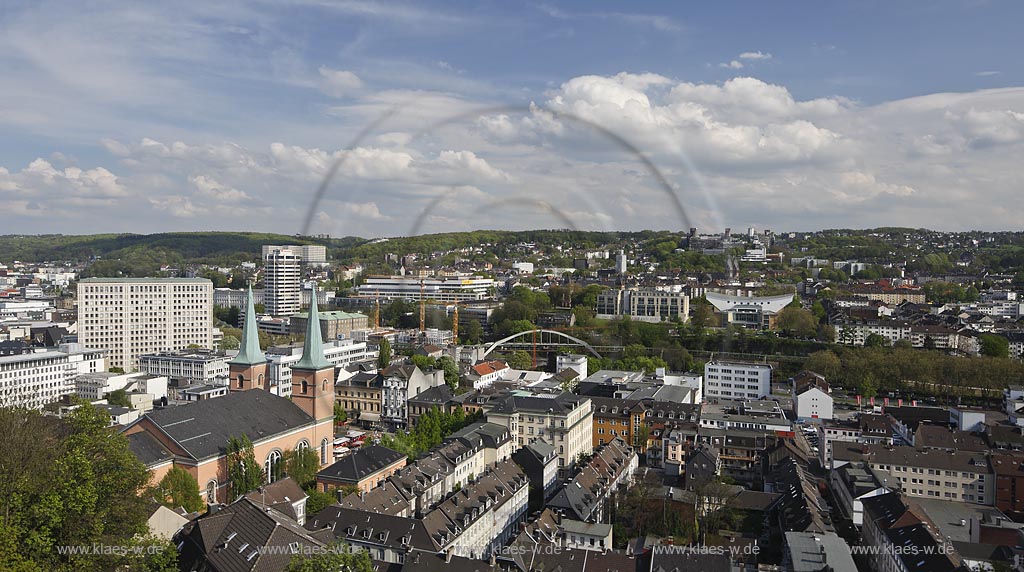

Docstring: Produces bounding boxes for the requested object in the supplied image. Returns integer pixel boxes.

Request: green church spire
[292,286,332,371]
[228,286,266,366]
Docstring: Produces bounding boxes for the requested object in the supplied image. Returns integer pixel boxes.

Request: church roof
[228,286,266,367]
[292,286,332,371]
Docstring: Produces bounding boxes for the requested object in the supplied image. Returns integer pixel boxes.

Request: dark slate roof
[548,439,635,522]
[127,430,174,467]
[304,506,440,552]
[408,384,454,406]
[136,390,316,461]
[488,392,587,415]
[176,497,326,572]
[316,445,406,483]
[243,478,307,521]
[650,551,732,572]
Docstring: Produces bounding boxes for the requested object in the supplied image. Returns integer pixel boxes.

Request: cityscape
[2,2,1024,572]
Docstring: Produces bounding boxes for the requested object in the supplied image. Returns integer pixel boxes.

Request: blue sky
[1,0,1022,236]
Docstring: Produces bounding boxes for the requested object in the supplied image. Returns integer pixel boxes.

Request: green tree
[410,355,437,371]
[0,402,153,571]
[464,319,483,344]
[219,334,240,351]
[811,300,826,323]
[305,488,337,517]
[689,298,714,333]
[506,350,533,370]
[226,434,263,501]
[285,543,374,572]
[980,334,1010,358]
[864,333,888,348]
[333,402,347,425]
[109,366,125,374]
[777,306,818,338]
[894,338,914,350]
[377,338,392,370]
[805,350,842,380]
[284,447,321,490]
[152,466,204,513]
[437,356,460,390]
[106,388,130,407]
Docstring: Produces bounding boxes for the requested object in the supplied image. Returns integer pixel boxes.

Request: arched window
[265,450,283,483]
[302,381,309,394]
[257,374,264,388]
[320,438,329,465]
[297,440,310,451]
[322,379,328,392]
[206,480,217,504]
[237,375,244,389]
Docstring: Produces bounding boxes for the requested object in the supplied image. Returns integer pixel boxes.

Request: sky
[1,0,1023,237]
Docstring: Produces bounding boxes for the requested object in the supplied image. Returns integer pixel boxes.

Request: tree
[816,324,836,343]
[436,356,460,390]
[634,424,650,450]
[333,402,347,425]
[152,466,204,513]
[689,298,714,333]
[894,338,914,350]
[980,334,1010,359]
[285,542,374,572]
[777,306,817,338]
[284,447,321,490]
[377,338,392,370]
[693,479,739,540]
[227,434,263,501]
[0,402,154,570]
[109,366,125,374]
[811,300,827,323]
[464,319,483,344]
[864,333,888,348]
[106,388,130,407]
[305,488,337,516]
[506,350,533,370]
[410,355,437,372]
[219,334,240,351]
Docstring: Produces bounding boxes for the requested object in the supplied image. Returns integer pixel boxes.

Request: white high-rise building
[703,361,773,401]
[77,278,213,371]
[263,246,303,316]
[0,343,105,409]
[615,250,627,274]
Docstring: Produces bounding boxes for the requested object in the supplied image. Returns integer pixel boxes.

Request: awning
[359,412,381,422]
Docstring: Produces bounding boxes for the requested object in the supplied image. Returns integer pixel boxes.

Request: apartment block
[0,343,104,408]
[703,360,773,400]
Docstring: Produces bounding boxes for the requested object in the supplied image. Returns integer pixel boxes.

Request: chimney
[445,548,454,563]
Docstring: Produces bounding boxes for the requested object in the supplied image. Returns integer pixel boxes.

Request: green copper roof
[228,286,266,366]
[292,286,332,371]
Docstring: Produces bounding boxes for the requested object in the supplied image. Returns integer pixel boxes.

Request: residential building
[547,439,637,522]
[791,370,833,422]
[703,360,773,400]
[485,391,594,478]
[511,440,558,511]
[849,283,926,305]
[76,371,168,402]
[262,245,302,316]
[830,461,899,525]
[176,497,328,572]
[561,520,613,552]
[77,277,213,371]
[289,310,368,342]
[381,363,446,427]
[860,492,968,572]
[832,443,994,505]
[265,338,372,397]
[0,343,104,408]
[315,444,407,492]
[466,359,509,389]
[684,442,721,490]
[355,274,496,303]
[698,428,777,489]
[556,353,588,380]
[991,452,1024,520]
[595,287,690,323]
[138,349,230,385]
[783,532,858,572]
[335,371,383,425]
[699,400,791,433]
[242,477,309,526]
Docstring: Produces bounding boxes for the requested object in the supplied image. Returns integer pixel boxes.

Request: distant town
[4,227,1024,572]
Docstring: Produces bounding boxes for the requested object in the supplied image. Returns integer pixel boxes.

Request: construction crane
[374,290,380,330]
[419,279,426,333]
[452,303,459,341]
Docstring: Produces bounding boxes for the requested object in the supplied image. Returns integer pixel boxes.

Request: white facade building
[263,246,302,316]
[703,361,772,400]
[595,287,690,323]
[556,354,588,379]
[138,349,231,385]
[0,344,105,408]
[354,274,496,303]
[77,278,213,371]
[265,339,373,397]
[794,385,833,421]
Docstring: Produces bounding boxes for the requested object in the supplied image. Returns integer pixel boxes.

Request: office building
[138,349,231,385]
[595,287,690,323]
[0,343,104,408]
[77,278,213,371]
[703,360,773,400]
[289,310,368,342]
[354,274,496,303]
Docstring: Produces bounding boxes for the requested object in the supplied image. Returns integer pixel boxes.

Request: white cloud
[318,67,364,97]
[739,51,772,61]
[189,174,251,202]
[719,60,743,70]
[976,70,1000,77]
[150,195,199,217]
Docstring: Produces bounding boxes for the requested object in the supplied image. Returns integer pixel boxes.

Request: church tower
[228,286,268,392]
[290,287,335,423]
